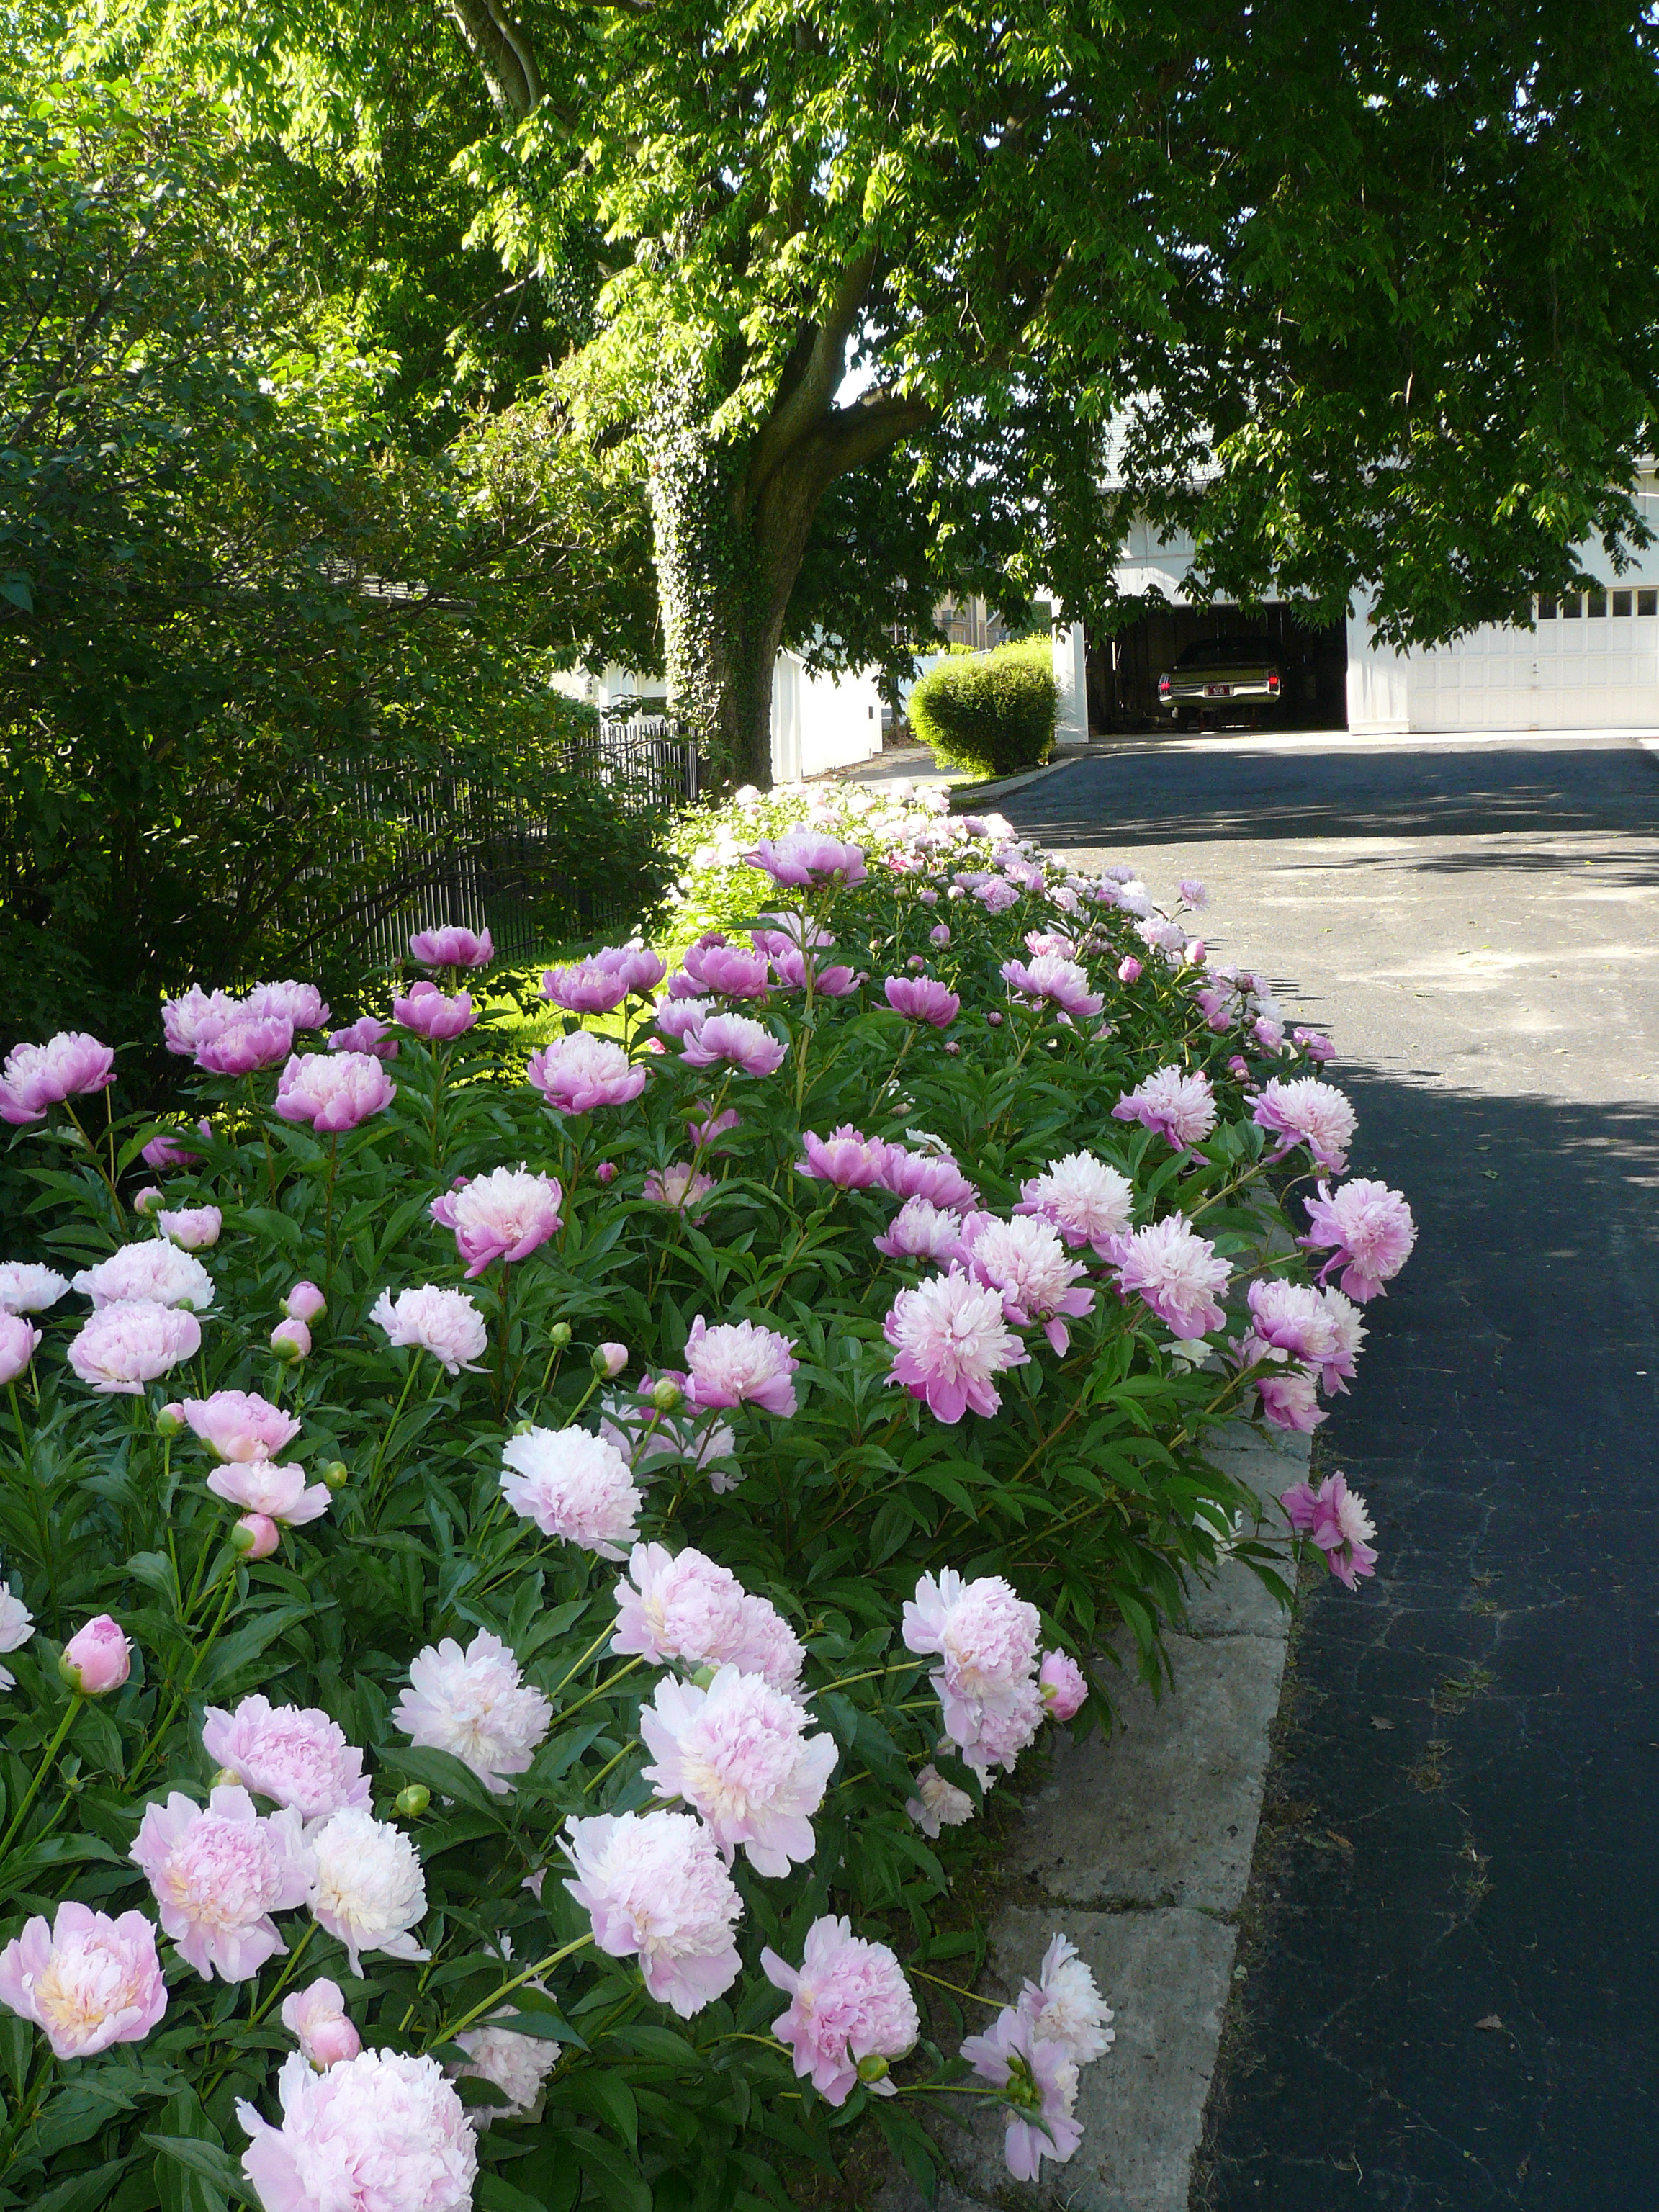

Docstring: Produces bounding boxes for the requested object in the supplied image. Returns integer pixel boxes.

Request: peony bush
[0,780,1412,2211]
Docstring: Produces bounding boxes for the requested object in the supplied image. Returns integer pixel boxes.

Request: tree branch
[441,0,541,117]
[748,249,877,493]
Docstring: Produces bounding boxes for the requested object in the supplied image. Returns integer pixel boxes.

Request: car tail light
[1158,675,1172,699]
[1267,671,1280,696]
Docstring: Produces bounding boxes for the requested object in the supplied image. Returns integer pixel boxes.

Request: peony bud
[1118,956,1142,984]
[650,1377,684,1413]
[270,1316,311,1362]
[284,1280,327,1324]
[690,1664,719,1690]
[282,1979,362,2071]
[132,1187,164,1217]
[155,1402,186,1437]
[986,1010,1003,1028]
[929,925,951,948]
[320,1461,349,1491]
[855,2053,891,2084]
[943,1040,961,1056]
[918,888,939,907]
[232,1513,281,1559]
[59,1615,130,1694]
[306,2013,362,2069]
[593,1161,618,1186]
[395,1784,430,1818]
[548,1323,572,1350]
[593,1341,628,1380]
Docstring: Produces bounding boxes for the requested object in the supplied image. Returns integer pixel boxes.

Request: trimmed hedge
[908,637,1059,778]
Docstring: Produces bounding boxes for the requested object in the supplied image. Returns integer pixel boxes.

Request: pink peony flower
[526,1031,648,1113]
[1316,1287,1367,1394]
[1178,878,1209,909]
[202,1697,370,1821]
[903,1569,1043,1776]
[957,1213,1095,1355]
[392,1629,551,1794]
[131,1786,313,1982]
[161,986,240,1058]
[961,2003,1084,2184]
[156,1205,221,1251]
[1112,1066,1217,1151]
[611,1542,747,1669]
[273,1051,396,1133]
[884,1269,1028,1423]
[974,876,1020,914]
[392,981,476,1040]
[410,925,493,969]
[1254,1364,1326,1433]
[449,2013,559,2127]
[652,994,714,1041]
[328,1015,398,1060]
[181,1390,302,1463]
[540,956,628,1015]
[799,1125,890,1190]
[281,1979,361,2070]
[1281,1471,1379,1588]
[905,1764,975,1837]
[679,1012,786,1079]
[68,1301,201,1393]
[1253,1015,1285,1051]
[0,1263,69,1314]
[0,1903,165,2059]
[370,1285,487,1373]
[430,1165,562,1278]
[1000,956,1104,1020]
[929,922,951,946]
[239,2049,475,2212]
[499,1427,642,1560]
[1253,1076,1357,1173]
[196,1015,295,1077]
[1300,1178,1417,1301]
[761,1917,920,2104]
[729,1592,807,1696]
[878,1146,979,1211]
[1039,1651,1088,1722]
[873,1196,964,1262]
[308,1807,428,1974]
[642,1164,716,1214]
[1018,1933,1115,2065]
[685,942,770,998]
[744,832,868,887]
[766,948,864,994]
[73,1241,215,1313]
[1244,1279,1336,1366]
[884,975,961,1028]
[207,1462,331,1527]
[0,1316,40,1386]
[563,1809,743,2017]
[1294,1026,1336,1063]
[284,1281,326,1325]
[0,1032,117,1124]
[1015,1151,1133,1256]
[604,942,669,998]
[1117,955,1143,984]
[60,1614,130,1693]
[684,1315,799,1416]
[243,982,329,1032]
[1112,1216,1231,1339]
[640,1666,837,1876]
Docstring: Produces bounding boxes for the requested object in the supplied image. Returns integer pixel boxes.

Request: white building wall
[550,654,881,781]
[1053,624,1088,742]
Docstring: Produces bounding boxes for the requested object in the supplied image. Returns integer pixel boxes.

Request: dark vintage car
[1156,635,1282,727]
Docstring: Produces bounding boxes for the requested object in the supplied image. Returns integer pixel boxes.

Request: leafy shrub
[907,639,1059,778]
[0,783,1406,2211]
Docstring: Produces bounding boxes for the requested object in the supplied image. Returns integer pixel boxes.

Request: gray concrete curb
[878,1422,1310,2212]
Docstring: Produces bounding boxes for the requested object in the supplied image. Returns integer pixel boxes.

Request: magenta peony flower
[60,1613,130,1694]
[131,1786,313,1983]
[652,994,714,1041]
[1000,955,1104,1020]
[0,1032,116,1125]
[611,1542,747,1668]
[410,924,493,970]
[207,1461,331,1527]
[392,981,476,1040]
[1294,1026,1336,1063]
[243,981,329,1031]
[196,1015,296,1078]
[430,1165,562,1278]
[878,1145,979,1212]
[0,1315,40,1386]
[140,1125,204,1170]
[1017,1933,1115,2065]
[181,1390,302,1464]
[498,1426,642,1560]
[685,942,770,999]
[684,1315,799,1416]
[541,956,629,1015]
[308,1807,428,1975]
[799,1124,890,1190]
[642,1164,717,1214]
[1112,1066,1217,1151]
[328,1015,398,1060]
[905,1764,975,1837]
[0,1263,68,1314]
[1111,1216,1231,1340]
[962,2002,1084,2184]
[392,1629,551,1794]
[239,2048,476,2212]
[873,1196,964,1262]
[202,1696,370,1822]
[882,974,961,1028]
[370,1285,487,1374]
[563,1809,743,2018]
[73,1241,215,1313]
[1252,1076,1357,1173]
[744,831,868,887]
[1300,1178,1417,1302]
[679,1012,787,1079]
[161,986,240,1059]
[274,1051,396,1133]
[68,1301,201,1394]
[957,1213,1095,1355]
[903,1568,1043,1777]
[1039,1651,1088,1722]
[1282,1471,1379,1588]
[761,1917,920,2104]
[0,1903,166,2059]
[1015,1151,1133,1256]
[685,1103,741,1146]
[1254,1364,1326,1432]
[281,1979,361,2070]
[526,1031,648,1113]
[883,1269,1028,1424]
[641,1666,837,1876]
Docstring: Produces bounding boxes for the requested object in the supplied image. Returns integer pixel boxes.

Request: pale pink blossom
[0,1262,69,1313]
[685,1314,799,1416]
[563,1809,743,2017]
[196,1015,295,1077]
[1281,1471,1379,1588]
[131,1786,313,1982]
[308,1807,428,1974]
[595,1341,629,1380]
[1253,1076,1357,1173]
[181,1390,302,1462]
[1317,1287,1367,1394]
[238,2049,475,2212]
[766,948,863,994]
[202,1697,370,1822]
[1244,1279,1337,1365]
[957,1214,1095,1354]
[541,956,629,1015]
[73,1241,215,1312]
[873,1197,963,1262]
[1018,1933,1115,2064]
[603,942,669,997]
[686,1102,741,1146]
[800,1125,890,1189]
[499,1426,642,1560]
[1112,1216,1231,1339]
[1294,1026,1336,1063]
[611,1544,747,1668]
[745,832,868,887]
[243,981,329,1031]
[929,922,951,946]
[156,1205,221,1251]
[207,1462,331,1527]
[392,981,476,1040]
[761,1917,920,2104]
[162,986,240,1059]
[0,1316,39,1385]
[884,976,960,1028]
[878,1146,979,1211]
[449,2014,559,2127]
[274,1051,396,1133]
[280,1979,361,2069]
[284,1281,326,1324]
[903,1569,1043,1776]
[1178,878,1208,909]
[639,1666,838,1876]
[411,925,493,969]
[1253,1015,1285,1051]
[68,1302,201,1393]
[370,1285,487,1373]
[974,876,1020,914]
[526,1031,648,1112]
[0,1582,35,1689]
[679,1012,786,1079]
[598,1384,737,1485]
[1000,956,1104,1020]
[430,1165,562,1278]
[328,1015,398,1060]
[60,1614,130,1693]
[962,2003,1084,2184]
[1039,1652,1088,1722]
[1015,1151,1133,1256]
[235,1514,282,1558]
[729,1593,806,1696]
[392,1630,551,1794]
[1117,956,1142,983]
[0,1903,165,2059]
[0,1032,116,1123]
[905,1765,975,1837]
[643,1164,716,1213]
[652,994,714,1040]
[884,1269,1028,1423]
[1300,1178,1417,1301]
[1112,1067,1217,1151]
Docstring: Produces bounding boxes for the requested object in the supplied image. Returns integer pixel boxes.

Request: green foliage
[907,640,1058,781]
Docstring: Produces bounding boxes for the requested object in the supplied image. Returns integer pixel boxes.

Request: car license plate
[1205,683,1231,697]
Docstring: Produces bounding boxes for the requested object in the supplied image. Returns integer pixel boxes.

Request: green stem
[809,1659,917,1699]
[250,1921,318,2026]
[909,1966,1000,2010]
[130,1567,240,1789]
[435,1932,595,2044]
[582,1737,639,1794]
[548,1624,614,1700]
[0,1695,82,1860]
[60,1102,123,1220]
[323,1133,341,1303]
[558,1655,644,1723]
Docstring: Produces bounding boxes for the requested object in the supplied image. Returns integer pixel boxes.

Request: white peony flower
[308,1807,428,1975]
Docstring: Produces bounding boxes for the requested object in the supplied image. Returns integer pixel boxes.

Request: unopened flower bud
[155,1402,186,1437]
[855,2052,891,2084]
[651,1377,684,1413]
[548,1322,572,1350]
[918,887,939,907]
[1118,956,1143,984]
[320,1460,349,1491]
[59,1615,130,1695]
[270,1316,311,1362]
[593,1161,618,1186]
[511,1418,536,1437]
[132,1186,164,1217]
[213,1766,240,1788]
[395,1784,430,1818]
[943,1041,961,1056]
[691,1664,719,1689]
[306,2013,362,2069]
[284,1280,327,1324]
[593,1341,628,1380]
[986,1010,1004,1028]
[231,1512,281,1559]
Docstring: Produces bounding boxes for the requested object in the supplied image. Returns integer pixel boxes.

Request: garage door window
[1563,593,1581,618]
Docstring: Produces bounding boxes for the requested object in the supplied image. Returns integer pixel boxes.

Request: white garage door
[1406,587,1659,730]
